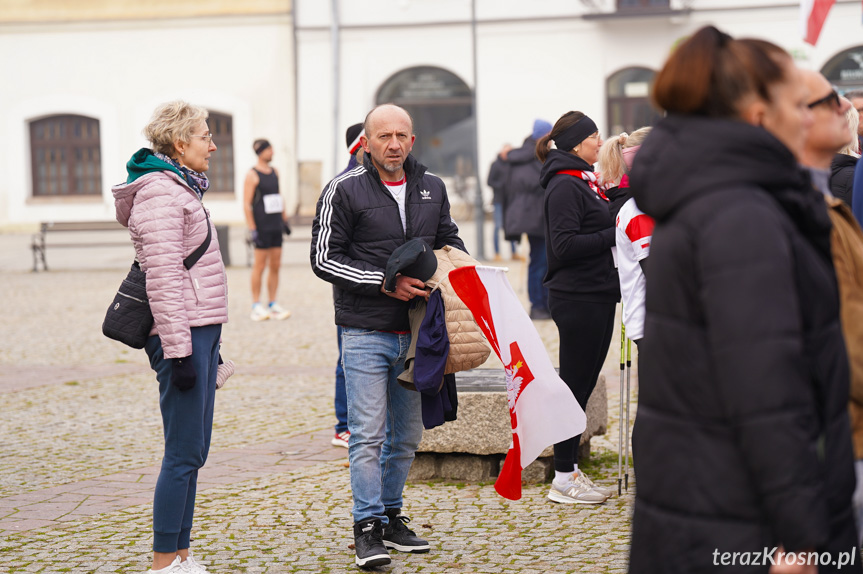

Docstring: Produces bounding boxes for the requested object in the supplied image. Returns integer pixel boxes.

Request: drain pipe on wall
[331,0,341,180]
[292,1,300,216]
[471,0,486,259]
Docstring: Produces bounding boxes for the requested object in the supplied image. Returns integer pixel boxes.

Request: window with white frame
[30,115,101,197]
[207,111,234,193]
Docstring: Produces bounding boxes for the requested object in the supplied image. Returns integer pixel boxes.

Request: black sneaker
[383,508,430,553]
[353,518,391,569]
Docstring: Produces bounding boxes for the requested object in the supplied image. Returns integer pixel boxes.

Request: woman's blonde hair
[599,126,652,185]
[143,100,209,157]
[839,96,860,156]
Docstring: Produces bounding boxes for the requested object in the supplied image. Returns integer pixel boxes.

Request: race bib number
[262,194,284,214]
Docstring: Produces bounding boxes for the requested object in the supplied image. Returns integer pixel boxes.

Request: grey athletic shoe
[547,478,607,504]
[574,470,613,499]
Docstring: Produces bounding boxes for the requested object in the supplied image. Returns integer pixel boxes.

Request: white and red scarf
[556,169,610,202]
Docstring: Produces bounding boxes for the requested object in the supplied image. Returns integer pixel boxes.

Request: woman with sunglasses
[627,27,858,572]
[113,101,227,573]
[536,112,619,505]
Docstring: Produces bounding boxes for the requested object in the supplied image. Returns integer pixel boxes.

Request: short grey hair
[843,89,863,100]
[143,101,209,157]
[840,96,860,156]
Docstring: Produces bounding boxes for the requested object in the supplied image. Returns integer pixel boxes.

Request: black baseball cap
[384,239,437,293]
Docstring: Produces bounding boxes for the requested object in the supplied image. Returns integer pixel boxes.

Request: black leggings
[549,297,616,472]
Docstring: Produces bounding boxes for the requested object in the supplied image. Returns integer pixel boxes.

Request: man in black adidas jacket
[310,104,464,569]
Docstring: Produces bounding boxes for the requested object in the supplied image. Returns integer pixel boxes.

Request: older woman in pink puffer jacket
[112,101,228,574]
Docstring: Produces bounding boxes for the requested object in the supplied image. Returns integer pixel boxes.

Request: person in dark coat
[504,119,552,319]
[628,26,859,573]
[487,145,518,261]
[537,111,619,505]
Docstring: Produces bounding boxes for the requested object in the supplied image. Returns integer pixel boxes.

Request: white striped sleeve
[311,167,386,288]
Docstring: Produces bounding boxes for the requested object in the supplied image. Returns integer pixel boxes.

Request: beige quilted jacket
[427,246,491,373]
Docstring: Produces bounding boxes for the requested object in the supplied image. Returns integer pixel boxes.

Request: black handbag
[102,214,212,349]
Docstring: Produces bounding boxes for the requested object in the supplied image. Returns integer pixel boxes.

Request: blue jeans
[145,324,221,553]
[341,328,422,524]
[527,235,549,312]
[493,202,518,256]
[334,326,348,433]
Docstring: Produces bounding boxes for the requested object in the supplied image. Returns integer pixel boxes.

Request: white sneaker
[268,302,291,320]
[149,556,183,573]
[574,470,613,499]
[250,303,270,322]
[181,552,209,573]
[547,478,606,504]
[332,430,350,448]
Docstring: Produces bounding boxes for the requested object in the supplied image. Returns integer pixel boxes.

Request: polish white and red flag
[449,265,586,500]
[800,0,836,45]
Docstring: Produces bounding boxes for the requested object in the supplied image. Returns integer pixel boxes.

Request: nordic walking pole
[624,336,632,491]
[618,309,625,497]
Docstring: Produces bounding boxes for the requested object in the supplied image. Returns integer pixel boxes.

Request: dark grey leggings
[549,297,616,472]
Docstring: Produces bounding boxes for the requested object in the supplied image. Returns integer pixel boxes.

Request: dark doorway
[376,66,475,178]
[821,45,863,93]
[606,67,660,136]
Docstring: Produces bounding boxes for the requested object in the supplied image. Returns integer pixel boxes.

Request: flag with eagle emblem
[449,265,586,500]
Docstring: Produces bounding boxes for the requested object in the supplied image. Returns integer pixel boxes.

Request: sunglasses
[807,89,841,111]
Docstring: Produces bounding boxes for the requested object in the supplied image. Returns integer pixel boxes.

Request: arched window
[606,67,660,136]
[207,111,234,193]
[30,114,101,196]
[821,45,863,93]
[376,66,475,178]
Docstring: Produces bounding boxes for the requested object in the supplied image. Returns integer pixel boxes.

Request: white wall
[2,1,860,225]
[0,14,295,226]
[295,0,863,207]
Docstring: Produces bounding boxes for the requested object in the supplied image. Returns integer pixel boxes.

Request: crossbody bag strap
[183,208,212,270]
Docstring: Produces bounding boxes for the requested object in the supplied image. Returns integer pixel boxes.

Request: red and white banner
[800,0,836,45]
[449,265,586,500]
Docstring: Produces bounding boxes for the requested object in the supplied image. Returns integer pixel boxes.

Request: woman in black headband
[536,112,619,505]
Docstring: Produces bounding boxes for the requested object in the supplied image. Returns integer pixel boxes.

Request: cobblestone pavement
[0,224,637,573]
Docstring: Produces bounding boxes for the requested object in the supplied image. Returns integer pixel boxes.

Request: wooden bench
[31,221,129,272]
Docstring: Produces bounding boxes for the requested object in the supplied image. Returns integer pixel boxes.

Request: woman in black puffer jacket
[536,112,620,505]
[628,26,859,573]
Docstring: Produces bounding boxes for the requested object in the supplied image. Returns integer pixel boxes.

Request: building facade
[0,0,294,227]
[296,0,863,218]
[1,0,861,227]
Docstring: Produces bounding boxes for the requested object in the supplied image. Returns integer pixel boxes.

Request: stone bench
[408,369,608,483]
